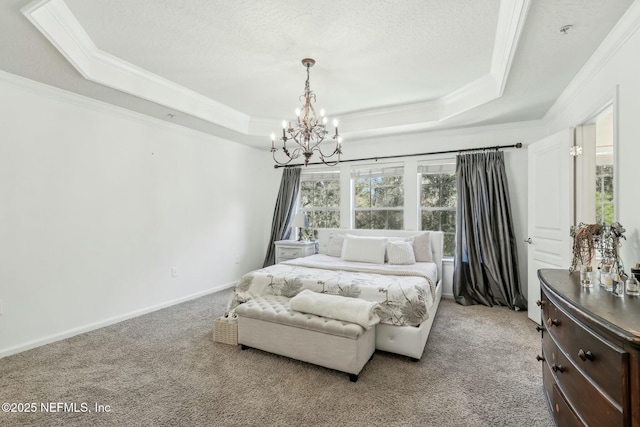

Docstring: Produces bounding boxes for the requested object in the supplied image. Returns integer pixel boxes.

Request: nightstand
[274,240,317,263]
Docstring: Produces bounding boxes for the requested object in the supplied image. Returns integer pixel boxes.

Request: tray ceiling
[0,0,635,145]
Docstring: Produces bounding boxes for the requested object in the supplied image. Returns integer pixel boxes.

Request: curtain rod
[274,142,523,168]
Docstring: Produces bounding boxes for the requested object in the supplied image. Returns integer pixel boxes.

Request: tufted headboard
[315,229,444,283]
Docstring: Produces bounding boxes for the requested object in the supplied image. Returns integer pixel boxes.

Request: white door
[527,129,573,323]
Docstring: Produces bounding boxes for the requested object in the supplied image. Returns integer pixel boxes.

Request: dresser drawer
[543,292,628,406]
[543,359,585,427]
[543,331,624,427]
[552,384,586,427]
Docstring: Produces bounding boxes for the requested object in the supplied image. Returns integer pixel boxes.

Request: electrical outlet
[234,256,241,265]
[171,267,178,278]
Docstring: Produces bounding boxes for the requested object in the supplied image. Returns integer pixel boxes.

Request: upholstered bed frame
[315,229,444,360]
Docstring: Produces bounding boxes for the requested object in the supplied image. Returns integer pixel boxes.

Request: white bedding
[283,254,438,296]
[290,289,381,329]
[229,254,437,326]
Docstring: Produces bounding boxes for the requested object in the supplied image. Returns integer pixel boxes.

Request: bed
[229,229,443,360]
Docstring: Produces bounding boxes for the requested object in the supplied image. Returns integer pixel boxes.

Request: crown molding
[346,117,545,144]
[0,69,268,152]
[0,66,545,153]
[22,0,530,141]
[22,0,250,134]
[491,0,531,96]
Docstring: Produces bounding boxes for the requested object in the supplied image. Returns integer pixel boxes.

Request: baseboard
[442,293,454,300]
[0,281,237,359]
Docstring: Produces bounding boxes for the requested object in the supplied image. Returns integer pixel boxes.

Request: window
[352,166,404,229]
[595,109,614,224]
[299,170,340,228]
[419,162,456,257]
[596,163,613,224]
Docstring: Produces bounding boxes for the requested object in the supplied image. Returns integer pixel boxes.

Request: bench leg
[349,374,358,382]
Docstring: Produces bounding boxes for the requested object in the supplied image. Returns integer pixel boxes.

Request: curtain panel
[263,168,302,267]
[453,151,527,310]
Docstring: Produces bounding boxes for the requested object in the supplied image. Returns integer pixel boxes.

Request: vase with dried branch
[569,222,627,277]
[598,222,627,277]
[570,223,601,273]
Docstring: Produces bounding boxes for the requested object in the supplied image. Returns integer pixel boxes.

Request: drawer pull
[536,355,545,362]
[547,317,560,327]
[551,363,564,373]
[536,300,545,307]
[578,349,594,361]
[535,325,543,333]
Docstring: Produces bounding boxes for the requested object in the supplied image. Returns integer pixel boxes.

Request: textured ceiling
[0,0,636,146]
[64,0,498,117]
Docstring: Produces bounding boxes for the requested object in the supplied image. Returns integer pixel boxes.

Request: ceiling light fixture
[271,58,342,167]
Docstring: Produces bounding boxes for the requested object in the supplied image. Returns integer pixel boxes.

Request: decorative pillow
[412,232,432,262]
[327,234,346,257]
[385,236,414,262]
[386,240,416,265]
[341,236,387,264]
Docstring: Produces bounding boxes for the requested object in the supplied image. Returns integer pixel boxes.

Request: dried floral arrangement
[569,222,626,274]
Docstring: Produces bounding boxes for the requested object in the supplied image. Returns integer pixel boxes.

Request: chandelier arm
[272,150,295,166]
[313,144,341,159]
[318,150,341,167]
[272,146,307,166]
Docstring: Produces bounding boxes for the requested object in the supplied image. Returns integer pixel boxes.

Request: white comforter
[229,254,437,326]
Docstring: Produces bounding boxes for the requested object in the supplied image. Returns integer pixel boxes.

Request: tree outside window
[353,166,404,230]
[419,162,456,257]
[299,171,340,228]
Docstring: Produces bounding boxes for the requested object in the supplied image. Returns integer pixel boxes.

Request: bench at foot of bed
[235,296,375,382]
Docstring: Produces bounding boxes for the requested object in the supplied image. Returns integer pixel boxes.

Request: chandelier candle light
[271,58,342,167]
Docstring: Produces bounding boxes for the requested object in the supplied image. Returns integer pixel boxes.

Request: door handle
[524,237,533,244]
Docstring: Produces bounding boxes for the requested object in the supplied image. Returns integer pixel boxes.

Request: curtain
[453,151,527,310]
[262,168,302,267]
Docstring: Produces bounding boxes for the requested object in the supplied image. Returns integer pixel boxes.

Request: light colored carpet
[0,289,553,427]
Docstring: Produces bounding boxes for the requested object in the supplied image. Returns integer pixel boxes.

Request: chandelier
[271,58,342,167]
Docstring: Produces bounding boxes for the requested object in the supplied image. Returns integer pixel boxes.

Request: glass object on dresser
[580,265,593,288]
[628,265,640,296]
[601,264,613,291]
[626,276,639,296]
[612,273,625,297]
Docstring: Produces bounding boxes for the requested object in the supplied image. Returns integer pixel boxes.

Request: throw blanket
[290,289,381,329]
[228,255,437,327]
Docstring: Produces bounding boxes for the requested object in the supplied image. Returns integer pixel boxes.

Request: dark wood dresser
[538,269,640,427]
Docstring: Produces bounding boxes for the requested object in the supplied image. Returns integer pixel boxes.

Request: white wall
[0,73,279,357]
[542,3,640,272]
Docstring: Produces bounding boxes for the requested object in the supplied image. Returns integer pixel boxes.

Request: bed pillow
[412,232,432,262]
[385,236,414,262]
[327,234,346,257]
[341,236,387,264]
[386,240,416,265]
